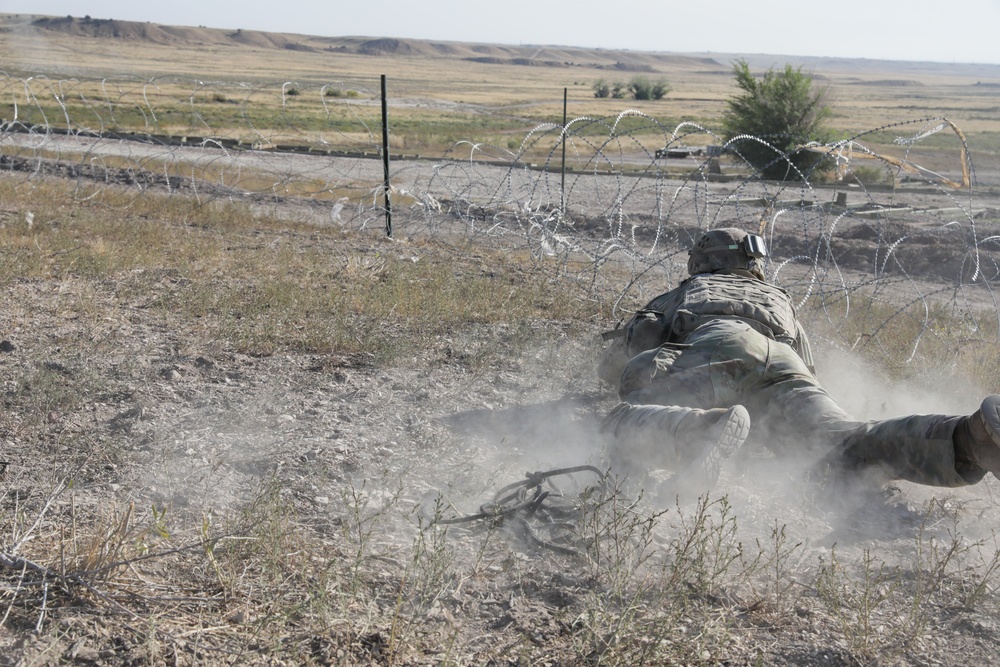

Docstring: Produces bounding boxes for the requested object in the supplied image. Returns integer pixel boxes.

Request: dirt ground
[3,121,1000,666]
[4,177,1000,666]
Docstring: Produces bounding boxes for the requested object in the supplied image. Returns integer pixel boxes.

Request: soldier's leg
[836,410,991,488]
[953,395,1000,478]
[745,337,861,458]
[610,320,857,480]
[600,402,750,495]
[661,320,861,459]
[609,322,768,494]
[614,320,1000,489]
[617,322,750,409]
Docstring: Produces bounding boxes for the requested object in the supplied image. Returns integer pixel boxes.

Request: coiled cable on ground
[436,465,607,557]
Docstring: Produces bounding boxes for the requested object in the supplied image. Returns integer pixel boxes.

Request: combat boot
[600,402,750,495]
[670,405,751,498]
[954,395,1000,476]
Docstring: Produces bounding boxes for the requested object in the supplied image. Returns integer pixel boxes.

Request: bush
[845,164,890,186]
[629,76,671,101]
[593,79,611,98]
[722,59,833,180]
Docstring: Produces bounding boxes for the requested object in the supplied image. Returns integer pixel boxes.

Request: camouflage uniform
[600,269,989,489]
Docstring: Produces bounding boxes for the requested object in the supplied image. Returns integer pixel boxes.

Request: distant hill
[18,14,723,72]
[7,13,1000,81]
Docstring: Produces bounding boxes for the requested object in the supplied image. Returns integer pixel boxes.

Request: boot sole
[981,395,1000,444]
[674,404,751,495]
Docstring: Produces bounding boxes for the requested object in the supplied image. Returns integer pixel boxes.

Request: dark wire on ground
[436,465,607,557]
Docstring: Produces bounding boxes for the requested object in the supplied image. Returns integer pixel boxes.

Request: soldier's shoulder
[689,271,795,299]
[642,282,686,306]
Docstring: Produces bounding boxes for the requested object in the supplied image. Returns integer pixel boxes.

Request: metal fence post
[561,87,567,215]
[381,74,392,238]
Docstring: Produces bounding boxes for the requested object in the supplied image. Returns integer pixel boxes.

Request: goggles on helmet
[743,233,767,258]
[691,233,768,259]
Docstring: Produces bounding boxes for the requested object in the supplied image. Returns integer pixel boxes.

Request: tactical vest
[667,273,799,345]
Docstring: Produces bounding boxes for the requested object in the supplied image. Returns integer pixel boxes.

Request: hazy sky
[5,0,1000,65]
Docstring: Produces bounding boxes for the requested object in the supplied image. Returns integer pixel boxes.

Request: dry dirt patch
[2,183,1000,666]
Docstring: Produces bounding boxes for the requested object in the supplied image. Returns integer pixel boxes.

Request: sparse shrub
[844,164,889,186]
[629,76,671,101]
[593,78,611,98]
[325,88,360,98]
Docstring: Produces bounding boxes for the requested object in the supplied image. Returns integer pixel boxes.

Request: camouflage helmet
[687,227,768,280]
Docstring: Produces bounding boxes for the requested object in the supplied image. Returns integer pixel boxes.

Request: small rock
[195,355,216,369]
[315,496,330,505]
[68,640,100,662]
[76,647,101,662]
[0,340,14,353]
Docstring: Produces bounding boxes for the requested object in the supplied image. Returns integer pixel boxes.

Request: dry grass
[2,175,1000,666]
[0,179,601,360]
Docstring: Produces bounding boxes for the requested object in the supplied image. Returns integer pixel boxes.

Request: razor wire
[436,465,607,557]
[2,73,999,371]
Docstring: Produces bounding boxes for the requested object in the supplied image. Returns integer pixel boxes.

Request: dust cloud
[129,330,1000,577]
[441,338,1000,569]
[817,345,984,421]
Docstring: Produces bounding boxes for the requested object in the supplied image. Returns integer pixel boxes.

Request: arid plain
[4,13,1000,667]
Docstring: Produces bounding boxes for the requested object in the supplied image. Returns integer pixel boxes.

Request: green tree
[722,59,833,180]
[593,79,611,98]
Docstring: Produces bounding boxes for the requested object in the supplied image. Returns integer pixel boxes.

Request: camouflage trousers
[611,319,986,488]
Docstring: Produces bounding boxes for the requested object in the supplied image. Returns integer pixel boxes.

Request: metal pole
[381,74,392,238]
[560,87,567,215]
